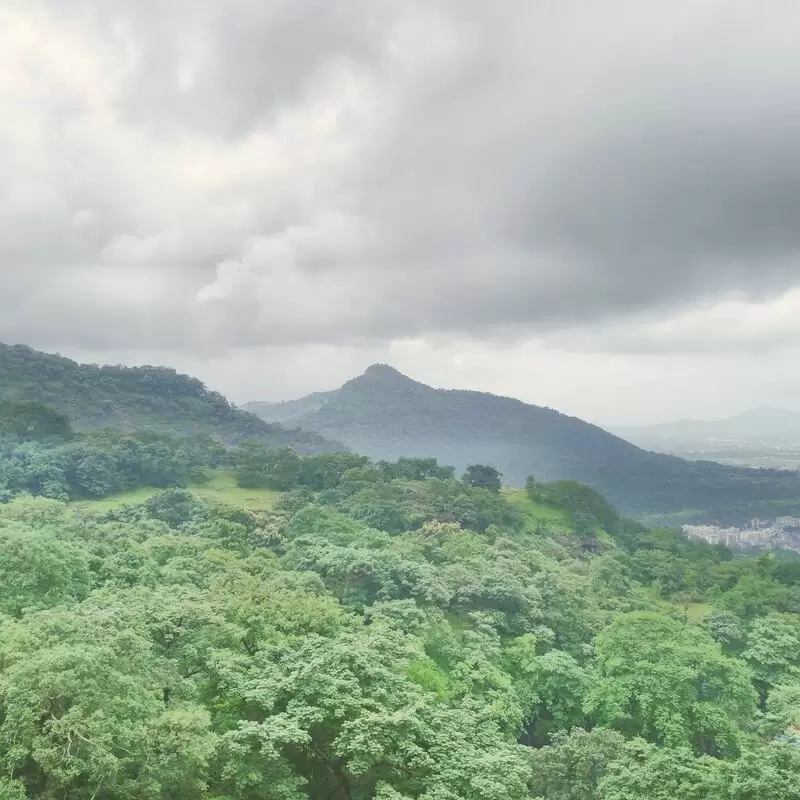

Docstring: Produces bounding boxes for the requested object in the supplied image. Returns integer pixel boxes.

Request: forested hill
[0,343,341,452]
[244,364,800,521]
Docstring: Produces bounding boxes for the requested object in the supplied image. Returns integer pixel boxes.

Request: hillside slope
[245,390,337,425]
[245,364,800,520]
[0,343,341,452]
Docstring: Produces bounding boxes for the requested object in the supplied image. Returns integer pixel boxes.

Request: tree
[461,464,502,493]
[379,457,455,481]
[2,428,800,800]
[742,613,800,700]
[0,401,72,441]
[502,635,588,745]
[298,452,370,491]
[584,612,757,755]
[144,489,205,529]
[598,741,726,800]
[214,628,531,800]
[529,727,629,800]
[719,742,800,800]
[0,608,217,800]
[0,524,91,616]
[704,611,748,652]
[530,479,621,536]
[762,682,800,738]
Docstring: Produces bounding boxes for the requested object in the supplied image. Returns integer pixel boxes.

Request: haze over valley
[613,406,800,469]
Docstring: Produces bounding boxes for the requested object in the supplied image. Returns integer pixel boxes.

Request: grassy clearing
[683,602,713,623]
[73,469,281,512]
[72,486,163,512]
[190,470,281,510]
[639,586,714,625]
[502,487,573,530]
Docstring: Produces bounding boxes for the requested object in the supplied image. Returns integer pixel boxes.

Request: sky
[3,0,800,425]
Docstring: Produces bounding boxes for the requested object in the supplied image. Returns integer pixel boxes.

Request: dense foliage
[2,360,800,797]
[245,364,800,524]
[0,401,73,441]
[0,403,227,503]
[0,430,225,503]
[0,343,340,452]
[0,443,799,799]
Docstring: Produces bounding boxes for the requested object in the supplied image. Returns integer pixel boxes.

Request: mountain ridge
[0,342,343,453]
[244,364,800,521]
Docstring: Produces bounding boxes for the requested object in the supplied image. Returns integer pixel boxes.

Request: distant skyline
[3,1,800,424]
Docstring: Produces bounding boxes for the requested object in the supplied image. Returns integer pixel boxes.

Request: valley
[613,406,800,468]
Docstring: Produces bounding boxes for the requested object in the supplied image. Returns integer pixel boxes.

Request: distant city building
[682,520,800,552]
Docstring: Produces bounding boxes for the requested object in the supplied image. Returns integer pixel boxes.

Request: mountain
[0,342,342,452]
[244,364,800,521]
[615,406,800,449]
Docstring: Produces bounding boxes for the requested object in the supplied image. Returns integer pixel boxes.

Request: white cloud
[548,288,800,355]
[2,0,800,421]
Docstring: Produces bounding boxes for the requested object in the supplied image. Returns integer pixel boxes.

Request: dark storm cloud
[3,0,800,353]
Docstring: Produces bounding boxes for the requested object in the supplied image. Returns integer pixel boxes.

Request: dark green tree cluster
[0,427,224,503]
[461,464,502,493]
[0,401,73,441]
[233,448,465,492]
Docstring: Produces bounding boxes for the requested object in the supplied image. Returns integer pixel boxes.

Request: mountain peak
[344,363,426,393]
[363,363,406,378]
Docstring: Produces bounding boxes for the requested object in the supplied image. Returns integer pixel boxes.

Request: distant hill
[0,342,342,452]
[244,364,800,521]
[615,406,800,450]
[245,390,337,425]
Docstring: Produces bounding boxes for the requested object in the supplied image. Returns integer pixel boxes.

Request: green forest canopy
[0,422,799,798]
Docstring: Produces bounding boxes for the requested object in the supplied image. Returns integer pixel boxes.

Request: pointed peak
[343,363,427,393]
[363,363,406,378]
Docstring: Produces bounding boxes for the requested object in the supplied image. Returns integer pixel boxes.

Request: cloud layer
[3,0,800,355]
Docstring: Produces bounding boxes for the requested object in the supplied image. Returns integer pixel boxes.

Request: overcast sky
[3,0,800,424]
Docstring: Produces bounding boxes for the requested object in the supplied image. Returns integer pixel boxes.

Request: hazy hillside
[245,364,800,521]
[0,343,341,452]
[245,390,337,425]
[612,406,800,470]
[615,406,800,448]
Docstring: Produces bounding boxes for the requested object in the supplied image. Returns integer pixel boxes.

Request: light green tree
[584,612,757,755]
